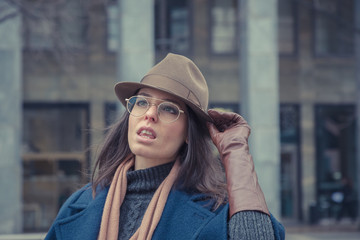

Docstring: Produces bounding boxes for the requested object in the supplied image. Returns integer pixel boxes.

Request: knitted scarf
[97,156,180,240]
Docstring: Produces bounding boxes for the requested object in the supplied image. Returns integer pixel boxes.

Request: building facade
[0,0,358,232]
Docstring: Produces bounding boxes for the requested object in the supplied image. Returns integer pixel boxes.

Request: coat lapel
[152,190,228,240]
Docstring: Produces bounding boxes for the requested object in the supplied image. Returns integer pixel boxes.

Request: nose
[144,104,158,122]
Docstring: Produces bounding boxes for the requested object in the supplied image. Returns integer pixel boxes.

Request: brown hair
[92,107,227,207]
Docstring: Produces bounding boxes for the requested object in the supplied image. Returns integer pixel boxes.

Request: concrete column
[0,2,22,234]
[297,4,316,223]
[116,0,154,104]
[355,0,360,224]
[239,0,280,218]
[90,0,154,172]
[300,103,316,222]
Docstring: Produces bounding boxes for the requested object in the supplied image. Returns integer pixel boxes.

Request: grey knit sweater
[118,162,274,240]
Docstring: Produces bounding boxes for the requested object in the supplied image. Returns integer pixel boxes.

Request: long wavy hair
[92,107,227,207]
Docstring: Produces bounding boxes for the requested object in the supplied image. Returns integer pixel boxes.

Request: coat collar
[53,187,226,240]
[53,187,108,240]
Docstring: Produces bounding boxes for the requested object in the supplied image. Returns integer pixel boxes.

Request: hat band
[141,74,203,109]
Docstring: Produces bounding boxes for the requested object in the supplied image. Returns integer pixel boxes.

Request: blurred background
[0,0,359,238]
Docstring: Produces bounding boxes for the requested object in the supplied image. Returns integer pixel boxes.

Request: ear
[186,138,189,144]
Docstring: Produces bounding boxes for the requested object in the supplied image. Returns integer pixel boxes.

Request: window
[106,0,191,57]
[22,103,89,232]
[23,0,88,50]
[278,0,297,56]
[313,0,354,56]
[315,105,357,220]
[104,102,120,127]
[155,0,191,59]
[106,2,118,52]
[210,0,238,54]
[210,0,297,55]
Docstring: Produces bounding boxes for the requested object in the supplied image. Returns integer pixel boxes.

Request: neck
[134,155,176,170]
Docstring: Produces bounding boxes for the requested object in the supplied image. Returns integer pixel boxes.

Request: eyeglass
[125,95,185,123]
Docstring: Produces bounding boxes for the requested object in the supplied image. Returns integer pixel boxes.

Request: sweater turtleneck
[118,161,174,240]
[117,160,275,240]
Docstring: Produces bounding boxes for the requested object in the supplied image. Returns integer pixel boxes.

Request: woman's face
[128,88,188,168]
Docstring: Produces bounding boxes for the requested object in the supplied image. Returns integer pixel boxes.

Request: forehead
[137,88,186,108]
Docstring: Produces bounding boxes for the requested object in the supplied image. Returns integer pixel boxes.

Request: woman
[45,53,285,239]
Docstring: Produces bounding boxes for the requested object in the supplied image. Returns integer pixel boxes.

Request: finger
[208,109,243,128]
[207,122,219,138]
[208,109,240,122]
[208,109,229,129]
[207,109,222,121]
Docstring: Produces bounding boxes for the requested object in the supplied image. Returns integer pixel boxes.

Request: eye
[136,98,148,108]
[160,103,179,115]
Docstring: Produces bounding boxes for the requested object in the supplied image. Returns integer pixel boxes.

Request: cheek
[163,121,187,147]
[164,127,185,141]
[128,116,137,143]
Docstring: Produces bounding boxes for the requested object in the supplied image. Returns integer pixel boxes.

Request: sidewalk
[285,218,360,233]
[286,232,360,240]
[0,220,359,240]
[285,218,360,240]
[0,233,46,240]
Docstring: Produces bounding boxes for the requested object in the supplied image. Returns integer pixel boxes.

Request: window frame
[22,102,90,158]
[208,0,298,57]
[22,0,89,52]
[278,0,299,58]
[312,0,355,58]
[22,102,90,232]
[208,0,239,56]
[154,0,194,60]
[105,0,119,53]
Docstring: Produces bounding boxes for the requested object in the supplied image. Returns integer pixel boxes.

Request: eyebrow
[137,92,181,106]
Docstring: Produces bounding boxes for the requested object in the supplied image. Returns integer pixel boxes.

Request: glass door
[315,105,357,222]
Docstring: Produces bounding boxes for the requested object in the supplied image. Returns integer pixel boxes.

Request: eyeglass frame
[125,95,185,123]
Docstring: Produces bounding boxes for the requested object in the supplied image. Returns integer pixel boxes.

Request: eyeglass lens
[127,96,181,122]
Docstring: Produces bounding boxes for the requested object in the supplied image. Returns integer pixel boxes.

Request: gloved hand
[207,109,269,217]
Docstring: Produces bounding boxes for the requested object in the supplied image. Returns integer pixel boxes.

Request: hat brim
[114,82,213,122]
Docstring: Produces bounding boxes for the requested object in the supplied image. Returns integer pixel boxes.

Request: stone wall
[0,2,22,233]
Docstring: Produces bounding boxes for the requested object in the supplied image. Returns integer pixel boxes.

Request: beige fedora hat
[114,53,212,122]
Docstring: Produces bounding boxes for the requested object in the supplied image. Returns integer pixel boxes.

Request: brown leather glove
[207,109,269,217]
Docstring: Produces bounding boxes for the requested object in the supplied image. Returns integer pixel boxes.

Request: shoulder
[55,183,108,219]
[63,184,92,205]
[45,184,108,240]
[55,184,92,217]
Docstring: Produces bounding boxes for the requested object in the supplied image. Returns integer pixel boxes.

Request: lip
[136,126,157,140]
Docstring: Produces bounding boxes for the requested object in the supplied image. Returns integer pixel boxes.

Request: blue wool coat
[45,184,285,240]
